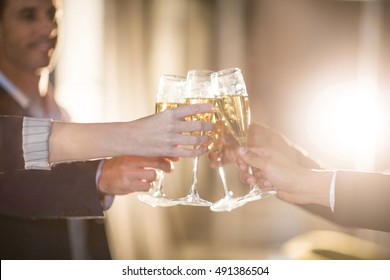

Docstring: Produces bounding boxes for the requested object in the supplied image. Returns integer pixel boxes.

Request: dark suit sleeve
[288,148,390,232]
[331,170,390,232]
[0,115,25,172]
[0,160,104,219]
[300,170,390,233]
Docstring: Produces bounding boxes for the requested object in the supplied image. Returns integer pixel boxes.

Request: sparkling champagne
[209,118,226,152]
[185,97,216,122]
[216,95,250,146]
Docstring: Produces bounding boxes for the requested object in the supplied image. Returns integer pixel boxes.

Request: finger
[236,155,248,171]
[247,176,257,185]
[174,134,210,147]
[155,160,172,173]
[125,180,152,193]
[120,157,169,172]
[139,157,172,172]
[122,156,157,167]
[113,179,152,195]
[174,120,214,133]
[263,179,274,190]
[171,103,214,119]
[129,169,157,182]
[238,147,269,170]
[240,171,257,186]
[239,169,250,183]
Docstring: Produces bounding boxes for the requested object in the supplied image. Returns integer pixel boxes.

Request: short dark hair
[0,0,7,20]
[0,1,61,20]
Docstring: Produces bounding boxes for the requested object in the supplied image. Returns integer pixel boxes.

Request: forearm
[50,104,214,163]
[293,146,323,169]
[49,121,132,164]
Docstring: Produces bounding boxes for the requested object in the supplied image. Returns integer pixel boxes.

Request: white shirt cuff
[329,170,337,213]
[22,117,52,170]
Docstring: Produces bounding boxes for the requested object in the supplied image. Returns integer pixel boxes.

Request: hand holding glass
[209,113,245,212]
[211,68,276,204]
[175,69,214,206]
[138,75,186,207]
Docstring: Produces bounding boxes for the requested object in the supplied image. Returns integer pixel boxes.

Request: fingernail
[247,177,256,185]
[263,180,273,189]
[238,147,248,155]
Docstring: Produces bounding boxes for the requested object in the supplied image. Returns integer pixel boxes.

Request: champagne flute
[209,114,245,212]
[211,68,277,204]
[174,69,214,206]
[138,74,186,207]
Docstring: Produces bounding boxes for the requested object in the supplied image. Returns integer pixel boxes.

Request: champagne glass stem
[236,142,267,203]
[176,68,214,206]
[218,163,231,197]
[242,141,261,193]
[238,165,276,203]
[138,157,178,207]
[176,147,211,206]
[210,157,245,212]
[154,170,165,196]
[189,155,200,195]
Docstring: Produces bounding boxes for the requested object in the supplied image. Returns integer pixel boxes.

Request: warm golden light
[305,79,385,170]
[55,0,105,122]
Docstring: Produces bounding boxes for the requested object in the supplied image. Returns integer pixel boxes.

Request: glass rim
[160,74,186,81]
[212,67,242,77]
[187,69,215,76]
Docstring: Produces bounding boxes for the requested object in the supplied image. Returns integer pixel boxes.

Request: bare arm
[49,103,214,164]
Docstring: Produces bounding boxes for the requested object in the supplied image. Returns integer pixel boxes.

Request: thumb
[238,146,269,170]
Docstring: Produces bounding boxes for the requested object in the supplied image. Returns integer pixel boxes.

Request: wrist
[119,120,147,157]
[302,169,333,207]
[96,160,115,210]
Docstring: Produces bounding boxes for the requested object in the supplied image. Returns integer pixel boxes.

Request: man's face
[0,0,58,73]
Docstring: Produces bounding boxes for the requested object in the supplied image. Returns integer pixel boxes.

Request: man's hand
[98,156,175,195]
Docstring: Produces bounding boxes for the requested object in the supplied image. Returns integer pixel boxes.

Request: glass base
[238,189,277,204]
[210,195,245,212]
[138,193,178,207]
[175,194,212,207]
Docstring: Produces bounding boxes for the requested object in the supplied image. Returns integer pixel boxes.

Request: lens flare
[305,79,386,170]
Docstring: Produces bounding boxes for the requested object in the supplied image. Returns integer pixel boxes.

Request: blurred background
[54,0,390,259]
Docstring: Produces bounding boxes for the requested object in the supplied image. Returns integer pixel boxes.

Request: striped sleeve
[22,117,52,170]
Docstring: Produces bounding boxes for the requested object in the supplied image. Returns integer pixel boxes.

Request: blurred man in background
[0,0,172,259]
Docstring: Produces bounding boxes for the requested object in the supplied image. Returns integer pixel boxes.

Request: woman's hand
[127,103,215,158]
